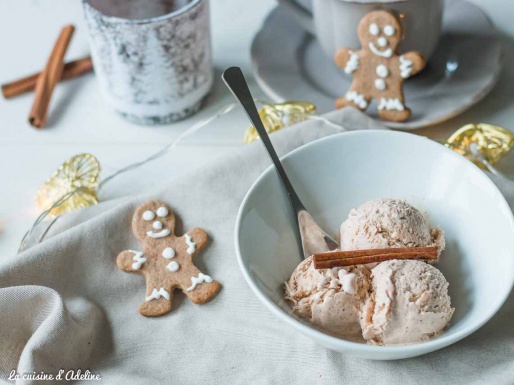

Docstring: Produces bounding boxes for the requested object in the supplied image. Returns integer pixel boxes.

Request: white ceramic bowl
[235,130,514,360]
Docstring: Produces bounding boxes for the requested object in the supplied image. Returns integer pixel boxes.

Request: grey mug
[278,0,443,62]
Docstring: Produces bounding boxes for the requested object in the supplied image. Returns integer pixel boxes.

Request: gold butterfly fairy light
[445,123,514,168]
[245,101,316,143]
[36,153,100,216]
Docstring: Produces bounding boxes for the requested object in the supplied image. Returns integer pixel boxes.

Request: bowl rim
[234,129,514,357]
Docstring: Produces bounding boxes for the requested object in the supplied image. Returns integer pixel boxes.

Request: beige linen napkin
[1,108,512,385]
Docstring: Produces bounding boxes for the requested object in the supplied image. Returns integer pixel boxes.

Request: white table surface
[0,0,513,258]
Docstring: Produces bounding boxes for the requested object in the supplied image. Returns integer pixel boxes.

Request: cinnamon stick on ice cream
[313,247,438,269]
[29,24,75,129]
[2,56,92,99]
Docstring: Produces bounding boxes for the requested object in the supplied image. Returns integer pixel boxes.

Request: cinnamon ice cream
[284,256,372,341]
[361,259,454,345]
[340,199,445,258]
[285,198,453,345]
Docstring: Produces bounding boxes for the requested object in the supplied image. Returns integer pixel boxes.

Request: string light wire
[18,101,345,252]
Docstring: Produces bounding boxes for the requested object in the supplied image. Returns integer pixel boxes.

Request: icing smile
[147,229,171,238]
[368,42,392,58]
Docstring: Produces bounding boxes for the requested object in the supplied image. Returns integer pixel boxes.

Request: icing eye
[156,207,168,217]
[142,210,155,221]
[153,221,163,230]
[369,23,379,36]
[384,25,395,36]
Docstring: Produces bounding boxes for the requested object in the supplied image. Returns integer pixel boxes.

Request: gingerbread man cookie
[117,201,221,317]
[334,10,426,122]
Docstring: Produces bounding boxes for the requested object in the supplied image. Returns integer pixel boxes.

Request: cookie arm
[117,250,145,273]
[400,52,425,78]
[334,48,360,74]
[334,48,351,68]
[186,228,209,254]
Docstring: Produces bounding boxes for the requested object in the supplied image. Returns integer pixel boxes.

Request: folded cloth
[1,108,513,385]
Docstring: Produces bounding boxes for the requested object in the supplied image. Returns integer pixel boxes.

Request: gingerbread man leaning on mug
[334,10,425,122]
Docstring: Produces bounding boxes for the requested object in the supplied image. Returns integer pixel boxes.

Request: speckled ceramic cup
[83,0,213,125]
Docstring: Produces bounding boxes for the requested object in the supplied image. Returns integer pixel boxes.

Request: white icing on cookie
[185,234,196,254]
[142,210,155,221]
[156,207,168,217]
[384,25,395,36]
[375,79,386,90]
[166,261,180,272]
[369,23,379,36]
[369,42,392,58]
[377,36,388,47]
[344,51,359,74]
[378,98,405,111]
[376,64,389,78]
[152,221,163,230]
[145,287,170,301]
[162,247,176,259]
[399,55,414,78]
[345,91,368,109]
[129,250,147,270]
[186,273,213,291]
[147,229,171,238]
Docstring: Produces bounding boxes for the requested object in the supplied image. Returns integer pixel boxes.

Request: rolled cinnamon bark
[29,24,75,129]
[2,56,92,99]
[313,246,438,269]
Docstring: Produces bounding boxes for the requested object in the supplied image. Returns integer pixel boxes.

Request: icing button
[162,247,176,259]
[375,78,386,90]
[376,64,389,78]
[166,261,180,272]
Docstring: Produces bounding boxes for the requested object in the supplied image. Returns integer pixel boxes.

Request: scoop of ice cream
[361,259,454,345]
[340,199,445,258]
[285,256,371,341]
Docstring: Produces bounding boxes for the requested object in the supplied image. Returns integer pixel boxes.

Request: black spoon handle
[222,67,306,215]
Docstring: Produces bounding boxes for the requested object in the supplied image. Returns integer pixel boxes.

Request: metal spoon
[222,66,339,258]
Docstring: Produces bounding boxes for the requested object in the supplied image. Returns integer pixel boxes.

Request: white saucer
[251,0,502,129]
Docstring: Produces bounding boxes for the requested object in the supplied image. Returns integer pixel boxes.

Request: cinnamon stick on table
[313,247,438,269]
[29,24,75,129]
[2,57,92,99]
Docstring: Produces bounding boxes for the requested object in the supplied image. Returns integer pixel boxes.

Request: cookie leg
[335,90,369,111]
[378,108,411,122]
[186,280,221,304]
[139,284,173,317]
[179,267,221,305]
[336,97,360,110]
